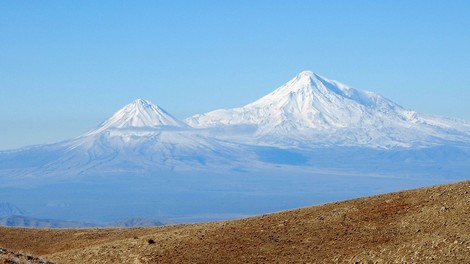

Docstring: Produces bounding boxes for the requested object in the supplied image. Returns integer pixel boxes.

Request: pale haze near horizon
[1,1,469,150]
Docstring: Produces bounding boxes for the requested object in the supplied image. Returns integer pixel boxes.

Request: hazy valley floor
[1,180,469,263]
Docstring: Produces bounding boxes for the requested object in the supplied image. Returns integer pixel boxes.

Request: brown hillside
[0,180,469,263]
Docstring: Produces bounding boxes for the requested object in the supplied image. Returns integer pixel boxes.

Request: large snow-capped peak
[251,70,394,110]
[88,99,186,134]
[244,70,402,127]
[185,70,470,147]
[186,70,402,130]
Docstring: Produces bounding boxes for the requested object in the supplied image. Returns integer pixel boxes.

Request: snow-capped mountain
[2,71,469,179]
[1,71,469,225]
[0,99,258,179]
[186,71,470,148]
[88,99,187,135]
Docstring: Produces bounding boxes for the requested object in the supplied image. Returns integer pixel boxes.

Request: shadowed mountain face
[0,215,96,228]
[0,203,25,217]
[0,71,469,224]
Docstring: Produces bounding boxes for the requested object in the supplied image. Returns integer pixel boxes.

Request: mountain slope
[38,129,256,175]
[1,180,469,263]
[186,71,470,148]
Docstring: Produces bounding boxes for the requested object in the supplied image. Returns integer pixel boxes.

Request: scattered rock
[0,247,55,264]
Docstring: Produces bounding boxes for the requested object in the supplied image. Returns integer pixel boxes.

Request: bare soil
[1,180,469,263]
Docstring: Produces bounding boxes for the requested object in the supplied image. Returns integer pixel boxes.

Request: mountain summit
[186,70,470,147]
[89,99,186,134]
[185,70,405,132]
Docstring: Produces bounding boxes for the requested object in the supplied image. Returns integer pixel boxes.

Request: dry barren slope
[1,180,469,263]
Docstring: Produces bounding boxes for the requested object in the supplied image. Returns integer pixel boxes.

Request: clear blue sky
[1,1,469,149]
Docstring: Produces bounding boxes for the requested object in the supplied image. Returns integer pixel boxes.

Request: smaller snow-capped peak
[88,99,186,134]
